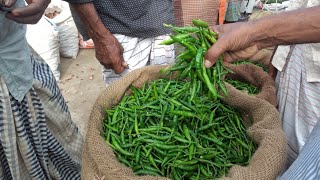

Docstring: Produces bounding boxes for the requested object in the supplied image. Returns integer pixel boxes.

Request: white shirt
[272,0,320,82]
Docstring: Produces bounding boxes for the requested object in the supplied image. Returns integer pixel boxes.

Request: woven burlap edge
[219,83,287,179]
[82,65,287,180]
[82,66,169,180]
[225,63,277,106]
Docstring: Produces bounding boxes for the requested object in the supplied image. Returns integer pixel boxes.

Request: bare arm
[71,3,109,43]
[70,3,126,74]
[205,6,320,67]
[254,6,320,49]
[3,0,50,24]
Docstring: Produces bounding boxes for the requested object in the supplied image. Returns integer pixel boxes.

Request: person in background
[0,0,83,179]
[225,0,241,23]
[66,0,175,85]
[204,6,320,179]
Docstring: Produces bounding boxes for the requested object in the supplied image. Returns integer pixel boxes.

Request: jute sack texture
[225,63,277,106]
[173,0,219,27]
[82,65,287,180]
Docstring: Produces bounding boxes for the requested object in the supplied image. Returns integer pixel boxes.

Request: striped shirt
[276,45,320,167]
[271,0,320,173]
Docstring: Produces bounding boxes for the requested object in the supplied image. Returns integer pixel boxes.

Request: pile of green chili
[102,20,258,179]
[103,79,256,179]
[225,79,260,95]
[160,20,232,100]
[233,60,268,72]
[225,60,268,95]
[161,21,264,97]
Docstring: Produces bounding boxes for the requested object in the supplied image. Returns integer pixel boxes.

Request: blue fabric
[279,121,320,180]
[225,0,241,22]
[0,0,33,102]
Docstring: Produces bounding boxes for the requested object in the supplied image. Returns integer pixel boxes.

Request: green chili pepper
[189,143,195,160]
[159,34,191,45]
[192,19,209,28]
[103,60,257,179]
[169,34,197,56]
[204,31,217,44]
[111,135,134,157]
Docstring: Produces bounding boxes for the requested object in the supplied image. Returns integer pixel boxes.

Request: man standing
[67,1,176,85]
[204,6,320,179]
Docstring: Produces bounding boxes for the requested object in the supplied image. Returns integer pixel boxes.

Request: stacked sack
[26,0,79,81]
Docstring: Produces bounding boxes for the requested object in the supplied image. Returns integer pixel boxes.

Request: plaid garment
[0,50,83,180]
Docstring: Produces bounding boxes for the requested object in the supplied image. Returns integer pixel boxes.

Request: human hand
[94,34,127,74]
[227,47,277,78]
[224,47,273,64]
[204,22,262,68]
[5,0,50,24]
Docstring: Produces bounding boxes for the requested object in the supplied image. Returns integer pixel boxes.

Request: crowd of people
[0,0,319,179]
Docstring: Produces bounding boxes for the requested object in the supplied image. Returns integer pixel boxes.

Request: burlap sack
[82,65,287,180]
[225,63,277,106]
[249,10,273,21]
[173,0,219,27]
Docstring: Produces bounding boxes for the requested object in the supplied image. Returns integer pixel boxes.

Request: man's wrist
[250,17,277,49]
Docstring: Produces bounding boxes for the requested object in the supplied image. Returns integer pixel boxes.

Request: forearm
[253,6,320,48]
[70,3,112,41]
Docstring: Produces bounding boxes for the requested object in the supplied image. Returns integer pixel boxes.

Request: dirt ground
[58,49,105,137]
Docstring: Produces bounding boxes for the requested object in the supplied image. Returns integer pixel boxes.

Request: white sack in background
[49,1,79,59]
[26,17,61,81]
